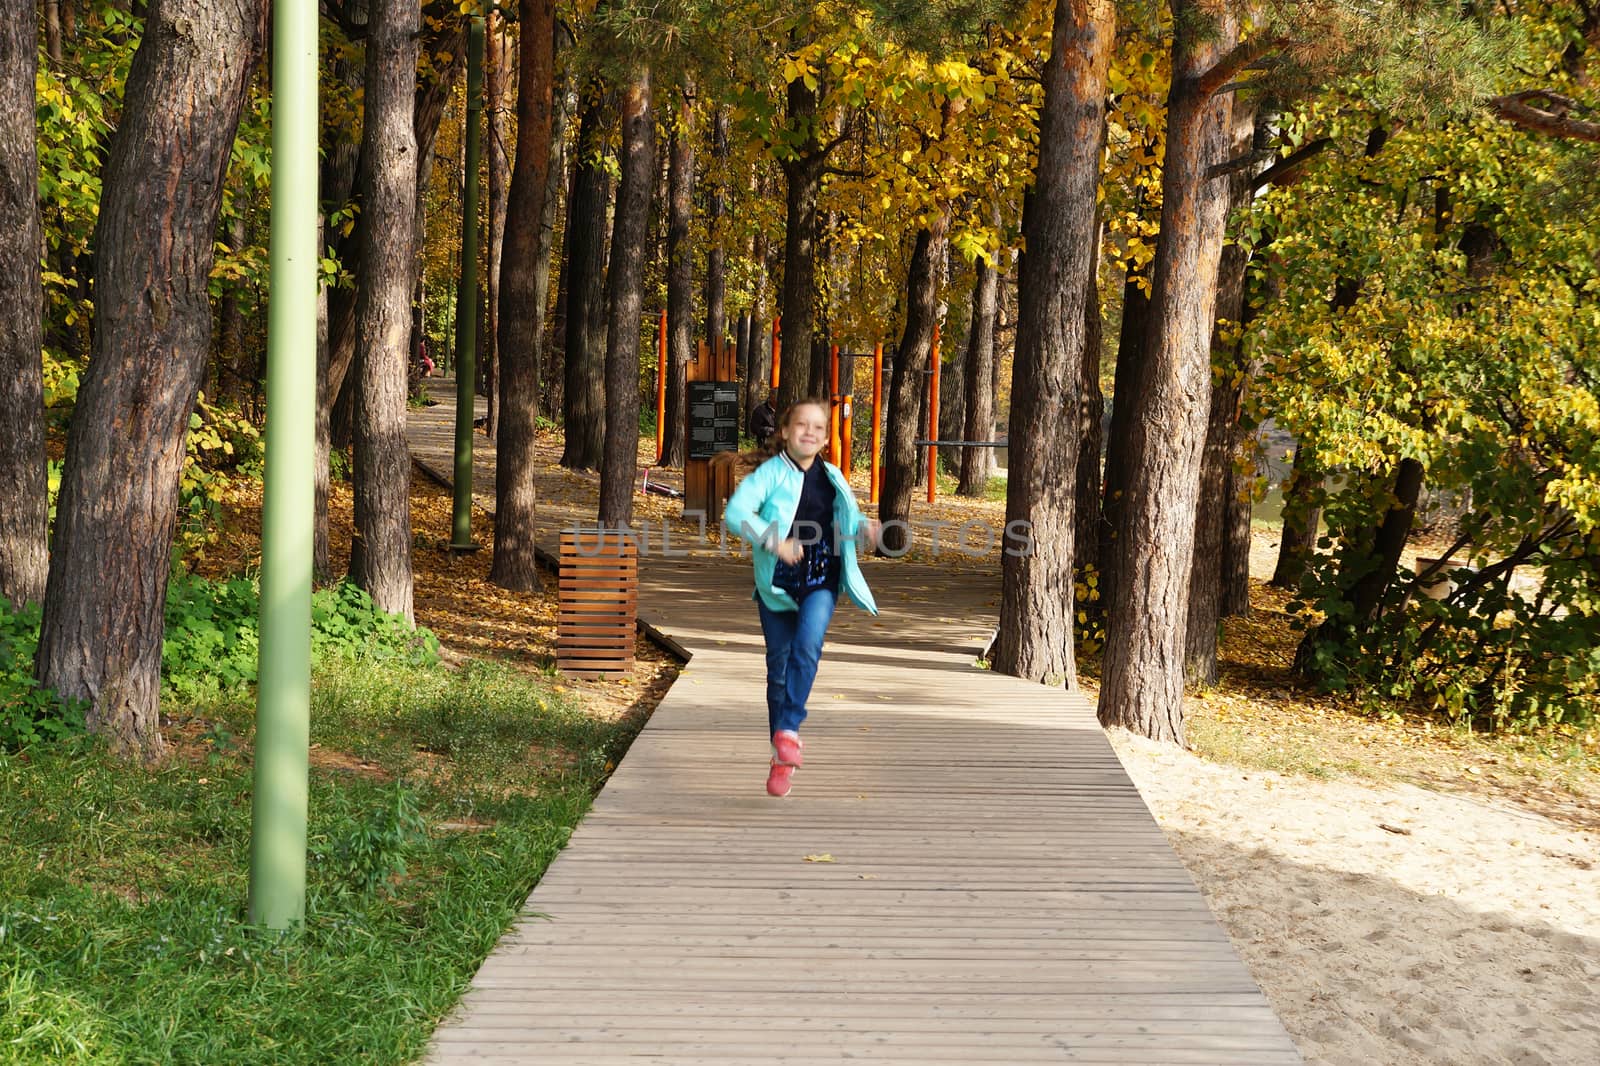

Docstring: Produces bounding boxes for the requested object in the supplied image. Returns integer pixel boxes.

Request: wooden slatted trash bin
[557,528,637,679]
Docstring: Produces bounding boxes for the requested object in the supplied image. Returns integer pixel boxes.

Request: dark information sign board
[688,381,740,460]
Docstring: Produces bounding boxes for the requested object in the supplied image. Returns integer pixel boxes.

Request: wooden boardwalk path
[410,382,1302,1064]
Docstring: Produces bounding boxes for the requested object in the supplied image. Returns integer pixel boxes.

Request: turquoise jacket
[722,450,879,615]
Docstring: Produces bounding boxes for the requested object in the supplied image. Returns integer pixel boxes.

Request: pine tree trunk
[559,91,610,471]
[489,0,553,592]
[661,87,693,469]
[778,78,822,410]
[538,71,570,421]
[37,0,268,760]
[704,108,729,348]
[217,211,249,403]
[484,10,511,441]
[1074,246,1105,579]
[991,0,1113,686]
[349,0,418,622]
[957,232,999,496]
[0,0,48,609]
[1098,262,1150,607]
[1222,450,1255,614]
[1099,1,1240,743]
[1185,107,1257,685]
[880,222,948,552]
[597,67,653,527]
[43,0,64,64]
[315,213,332,582]
[1271,445,1321,589]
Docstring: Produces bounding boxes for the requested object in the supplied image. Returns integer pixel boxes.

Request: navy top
[773,457,840,597]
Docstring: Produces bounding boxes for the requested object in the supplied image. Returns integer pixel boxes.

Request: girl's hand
[777,538,805,564]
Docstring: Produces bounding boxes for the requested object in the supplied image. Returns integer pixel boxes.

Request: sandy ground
[1109,729,1600,1065]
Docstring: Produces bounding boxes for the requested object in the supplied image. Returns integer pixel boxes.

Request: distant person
[419,343,435,378]
[718,397,880,798]
[749,391,777,443]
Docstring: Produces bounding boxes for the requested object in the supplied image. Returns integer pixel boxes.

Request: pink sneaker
[772,730,804,767]
[766,760,795,798]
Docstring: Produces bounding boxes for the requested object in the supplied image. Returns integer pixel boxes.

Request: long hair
[710,396,831,476]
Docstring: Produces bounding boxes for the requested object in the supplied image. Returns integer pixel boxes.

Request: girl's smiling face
[782,403,829,462]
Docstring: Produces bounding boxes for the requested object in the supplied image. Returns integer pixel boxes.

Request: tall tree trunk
[704,108,729,348]
[315,215,332,582]
[349,0,418,622]
[489,0,554,592]
[1221,445,1254,615]
[316,126,360,581]
[597,67,653,526]
[37,0,267,760]
[1099,1,1240,743]
[1271,445,1321,589]
[879,221,948,552]
[1347,458,1426,622]
[1074,235,1105,579]
[484,9,512,441]
[778,77,823,410]
[1098,260,1150,611]
[742,223,771,422]
[559,90,610,470]
[215,211,249,403]
[42,0,64,65]
[957,232,999,497]
[0,0,48,609]
[938,324,964,475]
[660,86,693,469]
[1185,106,1257,685]
[991,0,1113,685]
[538,69,571,421]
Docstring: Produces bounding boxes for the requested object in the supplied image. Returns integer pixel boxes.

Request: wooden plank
[411,383,1301,1066]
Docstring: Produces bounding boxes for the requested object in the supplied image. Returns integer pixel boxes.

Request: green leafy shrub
[163,575,440,704]
[0,599,87,751]
[315,784,428,897]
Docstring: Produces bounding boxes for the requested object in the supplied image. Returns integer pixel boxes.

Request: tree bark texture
[43,0,64,65]
[704,107,729,348]
[216,211,250,403]
[559,91,610,470]
[1074,245,1105,580]
[661,89,694,469]
[1099,1,1239,744]
[1185,107,1257,685]
[778,76,822,410]
[537,75,570,421]
[349,0,418,622]
[1098,262,1150,607]
[315,213,332,582]
[879,221,948,552]
[991,0,1113,686]
[484,10,512,441]
[1271,445,1321,589]
[597,67,653,527]
[37,0,267,760]
[957,244,999,497]
[0,0,48,609]
[1221,445,1255,616]
[489,0,554,592]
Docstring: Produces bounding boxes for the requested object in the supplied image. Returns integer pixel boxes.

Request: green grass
[0,656,644,1065]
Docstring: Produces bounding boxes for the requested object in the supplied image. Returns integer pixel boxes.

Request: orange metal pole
[655,309,667,462]
[926,323,941,505]
[870,342,883,504]
[828,344,840,463]
[770,316,781,391]
[841,368,854,478]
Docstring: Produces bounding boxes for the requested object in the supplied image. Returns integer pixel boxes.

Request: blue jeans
[757,589,838,737]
